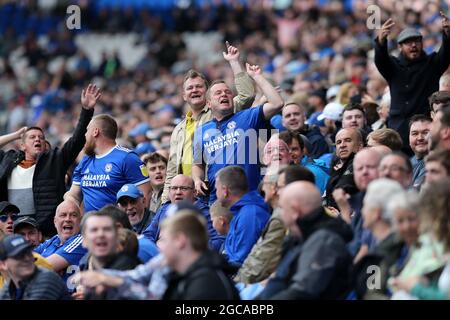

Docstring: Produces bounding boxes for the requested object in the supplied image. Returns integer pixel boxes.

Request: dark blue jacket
[303,125,331,159]
[224,191,270,266]
[142,200,224,252]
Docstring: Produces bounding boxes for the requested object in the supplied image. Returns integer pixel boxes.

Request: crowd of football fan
[1,0,450,300]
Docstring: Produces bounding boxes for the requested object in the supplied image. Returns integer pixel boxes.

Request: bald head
[335,128,363,160]
[169,174,195,203]
[54,200,81,242]
[279,181,322,233]
[354,148,381,191]
[56,200,80,216]
[370,144,392,158]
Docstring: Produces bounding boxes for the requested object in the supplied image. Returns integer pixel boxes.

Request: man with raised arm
[192,63,284,204]
[0,84,101,237]
[161,42,255,203]
[374,12,450,147]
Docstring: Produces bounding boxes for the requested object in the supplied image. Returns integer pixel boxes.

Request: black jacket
[163,250,240,300]
[0,108,93,237]
[0,267,71,300]
[374,32,450,145]
[298,125,331,159]
[325,153,358,208]
[258,206,353,300]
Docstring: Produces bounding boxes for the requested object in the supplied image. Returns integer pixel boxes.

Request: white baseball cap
[326,85,340,101]
[317,102,344,121]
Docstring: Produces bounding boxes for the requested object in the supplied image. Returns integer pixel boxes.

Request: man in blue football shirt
[192,63,284,204]
[64,114,151,213]
[34,200,87,292]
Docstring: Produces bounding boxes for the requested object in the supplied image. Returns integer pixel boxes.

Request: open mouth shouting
[154,174,164,183]
[219,97,231,107]
[190,93,205,104]
[174,196,185,202]
[126,210,137,220]
[62,224,74,235]
[94,239,110,255]
[33,141,42,152]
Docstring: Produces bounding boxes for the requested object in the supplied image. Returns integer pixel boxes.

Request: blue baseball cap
[129,123,151,138]
[134,141,156,156]
[116,184,144,202]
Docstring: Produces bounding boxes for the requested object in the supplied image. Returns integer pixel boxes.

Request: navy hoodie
[225,191,270,265]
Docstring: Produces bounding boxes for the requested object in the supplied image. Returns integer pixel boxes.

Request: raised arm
[64,184,83,208]
[441,11,450,37]
[0,127,27,149]
[223,42,255,111]
[374,18,396,81]
[246,63,284,119]
[60,84,101,168]
[435,11,450,73]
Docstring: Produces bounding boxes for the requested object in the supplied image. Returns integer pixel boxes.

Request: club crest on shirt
[105,163,113,172]
[227,121,236,129]
[140,164,149,177]
[203,133,209,140]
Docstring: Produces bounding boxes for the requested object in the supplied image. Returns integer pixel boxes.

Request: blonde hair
[209,201,233,222]
[336,82,358,106]
[367,128,403,151]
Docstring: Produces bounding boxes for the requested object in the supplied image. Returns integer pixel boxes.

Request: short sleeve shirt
[72,145,150,212]
[34,233,87,292]
[193,106,267,203]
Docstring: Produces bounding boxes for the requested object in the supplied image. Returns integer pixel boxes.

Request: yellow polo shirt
[181,111,197,176]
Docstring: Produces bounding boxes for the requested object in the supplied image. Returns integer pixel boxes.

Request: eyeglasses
[169,186,193,191]
[0,213,19,223]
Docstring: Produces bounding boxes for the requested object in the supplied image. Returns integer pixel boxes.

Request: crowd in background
[1,0,450,301]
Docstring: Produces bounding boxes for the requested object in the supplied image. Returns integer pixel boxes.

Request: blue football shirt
[34,233,87,292]
[72,145,150,212]
[193,106,267,204]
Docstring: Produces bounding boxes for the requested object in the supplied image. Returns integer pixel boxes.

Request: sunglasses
[0,213,19,223]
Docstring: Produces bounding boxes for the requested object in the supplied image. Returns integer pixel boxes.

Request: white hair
[364,178,404,222]
[380,91,391,107]
[385,189,419,224]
